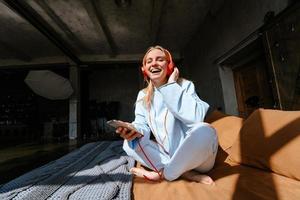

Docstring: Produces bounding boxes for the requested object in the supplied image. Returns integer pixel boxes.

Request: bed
[1,109,300,200]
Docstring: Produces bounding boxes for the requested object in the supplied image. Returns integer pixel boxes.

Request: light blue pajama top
[127,79,209,157]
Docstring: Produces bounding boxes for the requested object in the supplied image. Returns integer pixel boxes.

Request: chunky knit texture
[0,141,135,200]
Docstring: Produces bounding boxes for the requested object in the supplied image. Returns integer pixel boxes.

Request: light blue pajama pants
[123,122,218,181]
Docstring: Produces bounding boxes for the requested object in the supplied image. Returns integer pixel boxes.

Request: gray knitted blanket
[0,141,135,200]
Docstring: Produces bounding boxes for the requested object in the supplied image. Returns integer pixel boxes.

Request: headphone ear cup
[167,62,174,76]
[165,49,174,76]
[141,67,148,79]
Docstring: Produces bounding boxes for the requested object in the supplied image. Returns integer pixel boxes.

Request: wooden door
[233,57,274,118]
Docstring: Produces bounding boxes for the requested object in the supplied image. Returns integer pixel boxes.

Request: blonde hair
[141,45,173,110]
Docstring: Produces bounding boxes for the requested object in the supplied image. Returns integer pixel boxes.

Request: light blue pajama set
[123,80,218,181]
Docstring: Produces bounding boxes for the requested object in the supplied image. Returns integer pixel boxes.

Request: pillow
[207,110,244,152]
[229,108,300,180]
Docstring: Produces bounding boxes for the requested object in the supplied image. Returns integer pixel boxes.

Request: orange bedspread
[133,149,300,200]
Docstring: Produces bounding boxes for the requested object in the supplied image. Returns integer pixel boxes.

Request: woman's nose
[151,61,158,67]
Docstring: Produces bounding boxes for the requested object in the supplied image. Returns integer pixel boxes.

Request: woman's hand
[168,67,179,83]
[115,124,142,141]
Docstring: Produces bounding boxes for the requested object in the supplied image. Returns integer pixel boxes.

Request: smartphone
[106,120,143,136]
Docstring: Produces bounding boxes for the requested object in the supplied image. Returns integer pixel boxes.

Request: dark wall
[88,64,142,122]
[183,0,289,115]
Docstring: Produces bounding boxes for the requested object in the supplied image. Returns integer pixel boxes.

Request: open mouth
[149,68,162,74]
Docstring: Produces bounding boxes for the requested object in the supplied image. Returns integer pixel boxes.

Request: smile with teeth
[150,67,162,74]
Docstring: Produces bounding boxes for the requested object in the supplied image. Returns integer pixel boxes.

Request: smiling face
[142,48,169,87]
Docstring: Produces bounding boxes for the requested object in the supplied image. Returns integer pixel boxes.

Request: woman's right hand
[168,67,179,83]
[116,127,141,141]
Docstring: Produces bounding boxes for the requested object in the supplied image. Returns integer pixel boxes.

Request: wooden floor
[0,141,80,184]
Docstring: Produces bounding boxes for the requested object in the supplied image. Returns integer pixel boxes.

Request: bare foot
[181,170,214,185]
[130,167,162,181]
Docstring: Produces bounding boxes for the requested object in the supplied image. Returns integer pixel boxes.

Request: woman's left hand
[116,127,142,141]
[168,67,179,83]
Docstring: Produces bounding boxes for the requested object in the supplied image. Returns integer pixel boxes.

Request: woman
[116,46,218,184]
